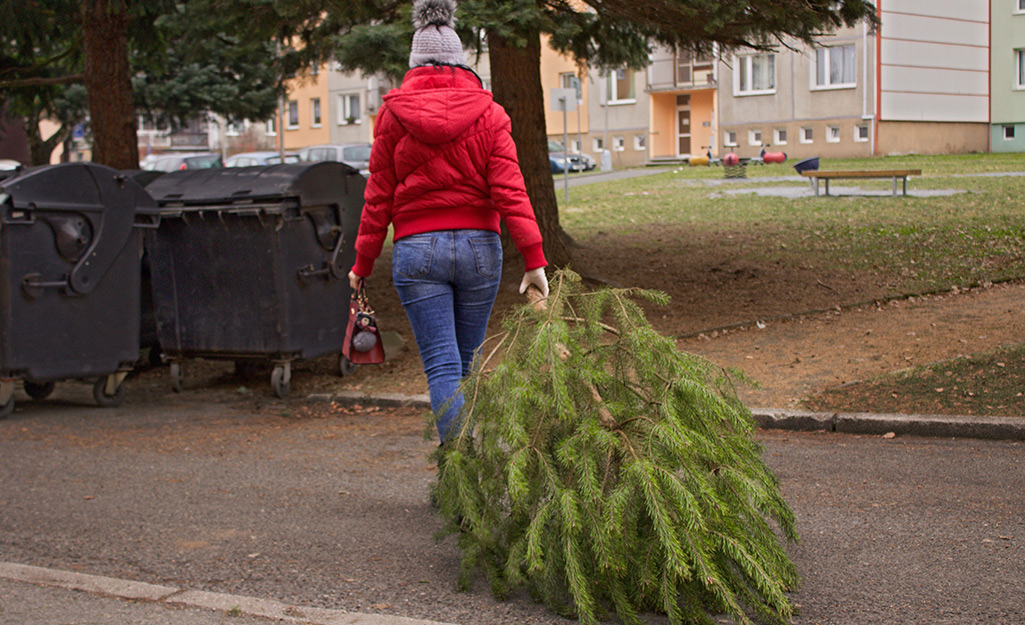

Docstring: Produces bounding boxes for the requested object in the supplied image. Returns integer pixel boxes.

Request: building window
[773,129,787,145]
[854,125,869,142]
[735,53,775,95]
[266,117,277,136]
[634,135,646,151]
[1005,126,1017,140]
[569,139,581,152]
[613,136,625,152]
[593,137,604,151]
[724,130,737,147]
[800,127,814,144]
[1018,0,1025,13]
[813,45,856,89]
[606,68,636,103]
[1017,49,1025,89]
[338,94,361,124]
[748,129,762,146]
[311,98,322,127]
[287,100,299,129]
[826,126,841,143]
[225,122,241,137]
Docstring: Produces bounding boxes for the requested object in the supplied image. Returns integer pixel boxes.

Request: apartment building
[716,0,991,160]
[991,0,1025,151]
[646,45,718,162]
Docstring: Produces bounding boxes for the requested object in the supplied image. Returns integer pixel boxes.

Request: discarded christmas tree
[433,270,799,625]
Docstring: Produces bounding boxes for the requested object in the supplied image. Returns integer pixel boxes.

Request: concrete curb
[750,407,1025,440]
[0,562,454,625]
[312,392,1025,441]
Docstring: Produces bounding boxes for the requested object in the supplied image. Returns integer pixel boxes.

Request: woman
[348,0,548,442]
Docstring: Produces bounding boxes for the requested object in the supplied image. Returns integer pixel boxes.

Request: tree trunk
[81,0,138,169]
[488,31,572,268]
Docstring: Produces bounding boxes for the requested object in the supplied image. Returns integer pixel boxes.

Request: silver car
[296,144,371,175]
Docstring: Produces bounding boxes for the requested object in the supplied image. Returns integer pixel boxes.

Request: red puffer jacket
[351,66,546,277]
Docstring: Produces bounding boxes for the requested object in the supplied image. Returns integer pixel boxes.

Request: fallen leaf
[882,432,896,439]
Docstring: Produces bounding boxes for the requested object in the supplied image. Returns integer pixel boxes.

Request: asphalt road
[1,390,1022,624]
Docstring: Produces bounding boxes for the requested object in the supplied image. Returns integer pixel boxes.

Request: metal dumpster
[143,162,364,398]
[0,163,160,417]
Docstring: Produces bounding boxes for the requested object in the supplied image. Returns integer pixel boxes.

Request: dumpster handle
[296,229,347,283]
[21,273,71,299]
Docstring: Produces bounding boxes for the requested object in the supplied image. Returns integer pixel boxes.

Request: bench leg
[824,179,830,196]
[903,176,908,196]
[892,177,897,196]
[811,178,819,196]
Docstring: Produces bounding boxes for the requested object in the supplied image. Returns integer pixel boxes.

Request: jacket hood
[384,66,493,144]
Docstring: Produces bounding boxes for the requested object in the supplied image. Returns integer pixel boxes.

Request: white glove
[518,268,549,297]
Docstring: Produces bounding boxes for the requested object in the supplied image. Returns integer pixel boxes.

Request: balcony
[647,57,716,92]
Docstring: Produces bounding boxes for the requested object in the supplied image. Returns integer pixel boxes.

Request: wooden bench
[800,169,922,196]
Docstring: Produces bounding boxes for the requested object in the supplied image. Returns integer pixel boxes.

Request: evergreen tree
[1,1,287,167]
[434,270,800,625]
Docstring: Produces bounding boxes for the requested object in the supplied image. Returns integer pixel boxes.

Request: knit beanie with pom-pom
[409,0,466,68]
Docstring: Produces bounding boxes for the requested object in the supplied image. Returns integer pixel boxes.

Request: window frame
[734,53,776,96]
[811,45,857,90]
[854,124,870,142]
[1004,125,1016,140]
[748,129,762,146]
[724,130,738,147]
[605,68,637,105]
[310,98,322,128]
[800,127,814,144]
[773,128,787,145]
[337,93,362,125]
[826,126,841,143]
[1017,49,1025,89]
[286,100,299,129]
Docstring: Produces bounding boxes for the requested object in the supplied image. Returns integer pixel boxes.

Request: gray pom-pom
[412,0,456,29]
[352,329,379,353]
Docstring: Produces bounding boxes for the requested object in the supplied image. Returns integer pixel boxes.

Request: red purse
[342,280,386,365]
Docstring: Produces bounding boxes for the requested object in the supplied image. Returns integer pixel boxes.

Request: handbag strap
[354,279,374,315]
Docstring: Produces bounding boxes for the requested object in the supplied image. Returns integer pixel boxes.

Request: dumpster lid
[0,162,158,216]
[144,161,359,210]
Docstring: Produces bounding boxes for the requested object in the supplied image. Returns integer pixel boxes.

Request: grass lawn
[561,153,1025,298]
[557,152,1025,414]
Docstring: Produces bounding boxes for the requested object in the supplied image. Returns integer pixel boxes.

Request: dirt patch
[125,230,1025,417]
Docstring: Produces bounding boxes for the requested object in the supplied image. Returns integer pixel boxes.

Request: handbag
[342,279,386,365]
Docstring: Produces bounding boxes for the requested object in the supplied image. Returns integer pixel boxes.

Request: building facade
[716,0,993,160]
[991,0,1025,151]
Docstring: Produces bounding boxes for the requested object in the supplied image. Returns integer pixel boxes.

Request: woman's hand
[348,270,363,292]
[518,267,549,297]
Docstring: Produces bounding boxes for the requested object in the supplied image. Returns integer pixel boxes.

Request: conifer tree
[433,270,800,625]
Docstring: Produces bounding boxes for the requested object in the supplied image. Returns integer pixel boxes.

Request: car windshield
[342,146,371,162]
[185,155,222,169]
[548,141,565,152]
[267,155,299,164]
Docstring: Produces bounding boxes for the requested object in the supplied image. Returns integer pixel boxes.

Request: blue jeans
[392,230,502,441]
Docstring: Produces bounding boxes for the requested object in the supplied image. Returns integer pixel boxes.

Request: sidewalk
[0,563,453,625]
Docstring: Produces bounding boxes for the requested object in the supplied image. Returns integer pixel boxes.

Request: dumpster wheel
[338,354,358,377]
[169,363,183,393]
[93,375,127,408]
[271,363,291,399]
[24,381,55,401]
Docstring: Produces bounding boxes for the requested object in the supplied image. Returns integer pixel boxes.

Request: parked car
[142,152,223,172]
[0,159,22,181]
[548,141,596,173]
[296,144,371,174]
[224,151,299,167]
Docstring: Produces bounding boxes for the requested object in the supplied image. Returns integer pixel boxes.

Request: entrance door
[676,95,691,157]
